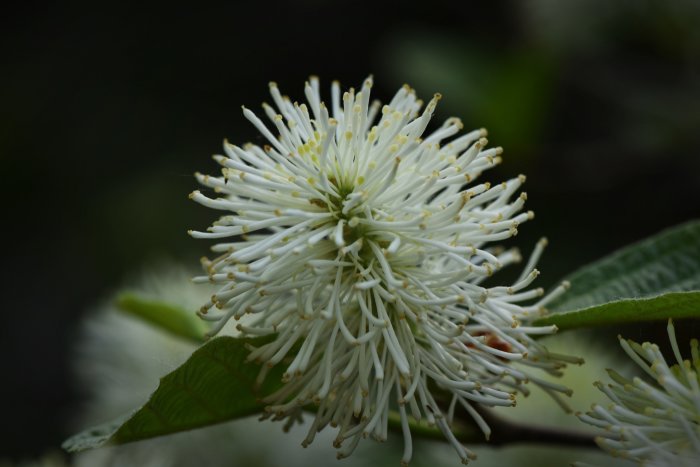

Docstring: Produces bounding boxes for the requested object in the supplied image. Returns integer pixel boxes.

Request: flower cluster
[189,77,575,464]
[578,320,700,465]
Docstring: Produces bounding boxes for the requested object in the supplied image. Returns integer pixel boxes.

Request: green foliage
[117,293,208,343]
[63,335,283,451]
[381,34,554,158]
[536,291,700,330]
[64,334,480,452]
[536,220,700,329]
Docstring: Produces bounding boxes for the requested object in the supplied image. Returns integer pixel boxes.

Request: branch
[467,405,598,448]
[387,405,599,449]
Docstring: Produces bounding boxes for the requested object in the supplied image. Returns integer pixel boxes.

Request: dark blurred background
[3,0,700,461]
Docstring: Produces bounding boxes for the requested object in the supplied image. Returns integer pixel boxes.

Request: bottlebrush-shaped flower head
[189,77,575,464]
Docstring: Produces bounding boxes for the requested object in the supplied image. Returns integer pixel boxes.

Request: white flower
[189,77,575,465]
[578,320,700,465]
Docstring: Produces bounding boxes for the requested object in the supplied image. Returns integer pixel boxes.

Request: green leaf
[536,220,700,330]
[116,293,207,343]
[64,334,483,452]
[536,291,700,330]
[63,335,283,451]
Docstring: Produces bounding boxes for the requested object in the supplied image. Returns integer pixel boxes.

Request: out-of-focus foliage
[116,293,207,342]
[380,36,555,159]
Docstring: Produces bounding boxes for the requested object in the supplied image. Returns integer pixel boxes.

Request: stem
[468,405,598,448]
[387,405,599,449]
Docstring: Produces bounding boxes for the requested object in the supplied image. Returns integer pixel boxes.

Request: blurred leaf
[59,414,132,453]
[117,292,207,343]
[63,335,281,451]
[536,220,700,330]
[380,35,555,157]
